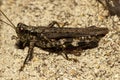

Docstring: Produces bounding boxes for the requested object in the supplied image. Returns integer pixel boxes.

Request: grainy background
[0,0,120,80]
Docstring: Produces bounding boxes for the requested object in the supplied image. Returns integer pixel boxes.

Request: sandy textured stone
[0,0,120,80]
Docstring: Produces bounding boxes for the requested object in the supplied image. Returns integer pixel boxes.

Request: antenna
[0,19,13,27]
[0,9,16,30]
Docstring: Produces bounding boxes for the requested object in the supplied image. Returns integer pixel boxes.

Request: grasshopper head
[16,23,27,34]
[16,23,29,42]
[15,23,29,49]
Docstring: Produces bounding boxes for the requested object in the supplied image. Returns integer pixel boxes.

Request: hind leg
[48,21,68,28]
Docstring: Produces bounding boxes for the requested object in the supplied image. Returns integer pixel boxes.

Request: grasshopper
[0,10,109,71]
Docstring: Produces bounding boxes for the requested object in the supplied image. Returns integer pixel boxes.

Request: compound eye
[20,26,24,31]
[17,23,26,32]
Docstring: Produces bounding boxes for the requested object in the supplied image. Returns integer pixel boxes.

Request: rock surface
[0,0,120,80]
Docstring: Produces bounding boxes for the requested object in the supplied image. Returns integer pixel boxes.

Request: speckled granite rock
[0,0,120,80]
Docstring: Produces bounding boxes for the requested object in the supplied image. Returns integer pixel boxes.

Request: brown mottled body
[16,22,108,71]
